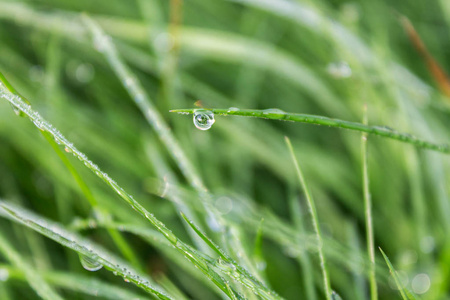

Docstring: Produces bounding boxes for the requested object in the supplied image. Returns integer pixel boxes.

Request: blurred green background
[0,0,449,299]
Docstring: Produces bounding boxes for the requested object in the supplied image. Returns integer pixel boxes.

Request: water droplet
[206,215,221,232]
[32,119,45,131]
[215,196,233,215]
[217,257,236,272]
[388,270,409,290]
[256,261,267,271]
[75,63,95,83]
[227,107,239,112]
[193,109,215,130]
[0,268,9,281]
[79,254,103,271]
[331,291,343,300]
[420,236,435,253]
[94,34,111,52]
[327,61,352,78]
[262,108,285,115]
[10,104,26,117]
[412,273,431,294]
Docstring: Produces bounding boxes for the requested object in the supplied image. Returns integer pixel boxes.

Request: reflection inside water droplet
[79,254,103,271]
[193,110,215,130]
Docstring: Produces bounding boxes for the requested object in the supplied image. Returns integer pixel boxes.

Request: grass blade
[1,264,151,300]
[180,212,282,300]
[0,74,243,300]
[171,108,450,154]
[379,248,418,300]
[362,106,377,300]
[0,201,171,300]
[285,137,332,300]
[0,232,63,300]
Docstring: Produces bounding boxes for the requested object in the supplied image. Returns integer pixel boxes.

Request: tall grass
[0,0,449,299]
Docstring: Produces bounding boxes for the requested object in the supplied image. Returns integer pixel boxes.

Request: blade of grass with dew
[80,18,277,298]
[80,14,228,254]
[0,71,142,271]
[41,129,142,271]
[180,212,282,300]
[0,3,348,117]
[0,68,140,269]
[171,108,450,154]
[71,219,225,299]
[379,248,418,300]
[0,201,172,300]
[0,231,63,300]
[0,74,241,299]
[0,264,151,300]
[285,136,332,300]
[80,14,208,200]
[362,106,377,300]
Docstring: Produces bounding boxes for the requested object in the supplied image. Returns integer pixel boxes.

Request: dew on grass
[262,108,285,115]
[331,291,343,300]
[193,109,215,130]
[262,109,286,119]
[227,107,239,112]
[0,268,9,281]
[207,215,221,232]
[256,261,267,271]
[412,273,431,294]
[327,61,352,78]
[75,63,95,83]
[215,196,233,215]
[79,254,103,271]
[420,236,435,253]
[388,270,408,290]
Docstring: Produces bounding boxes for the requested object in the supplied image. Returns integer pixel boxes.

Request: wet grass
[0,0,449,299]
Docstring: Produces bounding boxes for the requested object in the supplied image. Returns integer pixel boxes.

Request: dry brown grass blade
[400,16,450,97]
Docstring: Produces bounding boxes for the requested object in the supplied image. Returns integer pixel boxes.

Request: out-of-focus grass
[0,0,449,299]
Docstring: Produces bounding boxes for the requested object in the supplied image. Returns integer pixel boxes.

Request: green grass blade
[362,107,378,300]
[80,14,209,198]
[180,212,282,300]
[41,130,142,270]
[2,67,142,271]
[285,137,332,300]
[0,201,172,299]
[1,264,151,300]
[0,74,242,300]
[0,231,63,300]
[171,108,450,154]
[379,248,418,300]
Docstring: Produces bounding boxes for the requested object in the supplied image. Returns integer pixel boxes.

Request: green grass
[0,0,449,299]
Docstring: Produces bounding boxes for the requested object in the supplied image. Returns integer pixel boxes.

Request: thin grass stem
[362,105,377,300]
[285,137,332,300]
[171,108,450,154]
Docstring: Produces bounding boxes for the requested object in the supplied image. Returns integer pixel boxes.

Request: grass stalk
[285,137,332,300]
[361,105,377,300]
[0,231,63,300]
[171,108,450,154]
[0,73,246,300]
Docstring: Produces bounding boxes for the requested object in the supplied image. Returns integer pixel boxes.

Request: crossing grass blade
[0,201,172,300]
[171,108,450,154]
[285,137,332,300]
[379,248,418,300]
[0,232,63,300]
